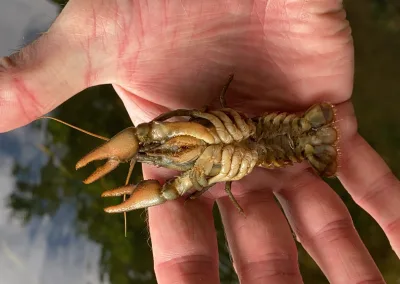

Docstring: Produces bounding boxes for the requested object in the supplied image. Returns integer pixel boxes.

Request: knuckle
[356,170,399,206]
[155,254,217,280]
[234,253,301,282]
[355,280,386,284]
[385,216,400,236]
[307,217,355,244]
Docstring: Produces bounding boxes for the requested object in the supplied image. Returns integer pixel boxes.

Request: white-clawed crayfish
[44,75,338,219]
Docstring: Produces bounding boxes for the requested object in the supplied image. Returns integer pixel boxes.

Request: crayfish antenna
[123,159,137,237]
[38,116,110,141]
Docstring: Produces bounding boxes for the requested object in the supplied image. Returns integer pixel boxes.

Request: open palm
[1,0,399,283]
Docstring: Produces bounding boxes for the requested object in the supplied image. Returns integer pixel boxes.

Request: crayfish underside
[75,99,338,214]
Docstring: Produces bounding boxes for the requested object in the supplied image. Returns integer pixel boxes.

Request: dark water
[0,0,399,283]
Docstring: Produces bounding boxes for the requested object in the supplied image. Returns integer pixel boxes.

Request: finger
[143,165,219,284]
[338,134,400,257]
[276,171,384,283]
[216,169,303,284]
[333,102,400,257]
[0,0,123,132]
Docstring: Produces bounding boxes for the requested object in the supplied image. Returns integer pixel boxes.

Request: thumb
[0,0,123,133]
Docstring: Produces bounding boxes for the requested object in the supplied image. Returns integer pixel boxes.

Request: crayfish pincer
[76,127,139,184]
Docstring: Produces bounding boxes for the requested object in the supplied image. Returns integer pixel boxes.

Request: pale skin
[0,0,399,283]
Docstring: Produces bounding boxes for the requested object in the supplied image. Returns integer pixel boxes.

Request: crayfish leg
[219,73,234,108]
[186,185,214,201]
[102,172,195,213]
[101,184,137,197]
[152,109,194,122]
[224,181,245,216]
[153,73,234,122]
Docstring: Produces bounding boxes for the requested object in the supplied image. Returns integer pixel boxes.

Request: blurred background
[0,0,399,283]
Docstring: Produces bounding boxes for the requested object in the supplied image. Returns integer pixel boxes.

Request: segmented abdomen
[253,103,339,177]
[188,108,257,144]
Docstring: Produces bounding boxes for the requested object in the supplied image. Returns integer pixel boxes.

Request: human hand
[1,0,399,283]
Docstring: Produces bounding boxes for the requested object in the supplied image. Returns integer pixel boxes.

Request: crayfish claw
[83,159,120,184]
[103,180,166,213]
[101,184,136,197]
[76,127,139,184]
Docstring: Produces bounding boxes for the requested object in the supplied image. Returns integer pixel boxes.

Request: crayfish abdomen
[253,103,338,177]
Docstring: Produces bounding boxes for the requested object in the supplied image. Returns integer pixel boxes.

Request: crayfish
[42,75,338,230]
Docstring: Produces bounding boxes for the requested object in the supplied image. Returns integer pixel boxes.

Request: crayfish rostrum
[67,75,339,215]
